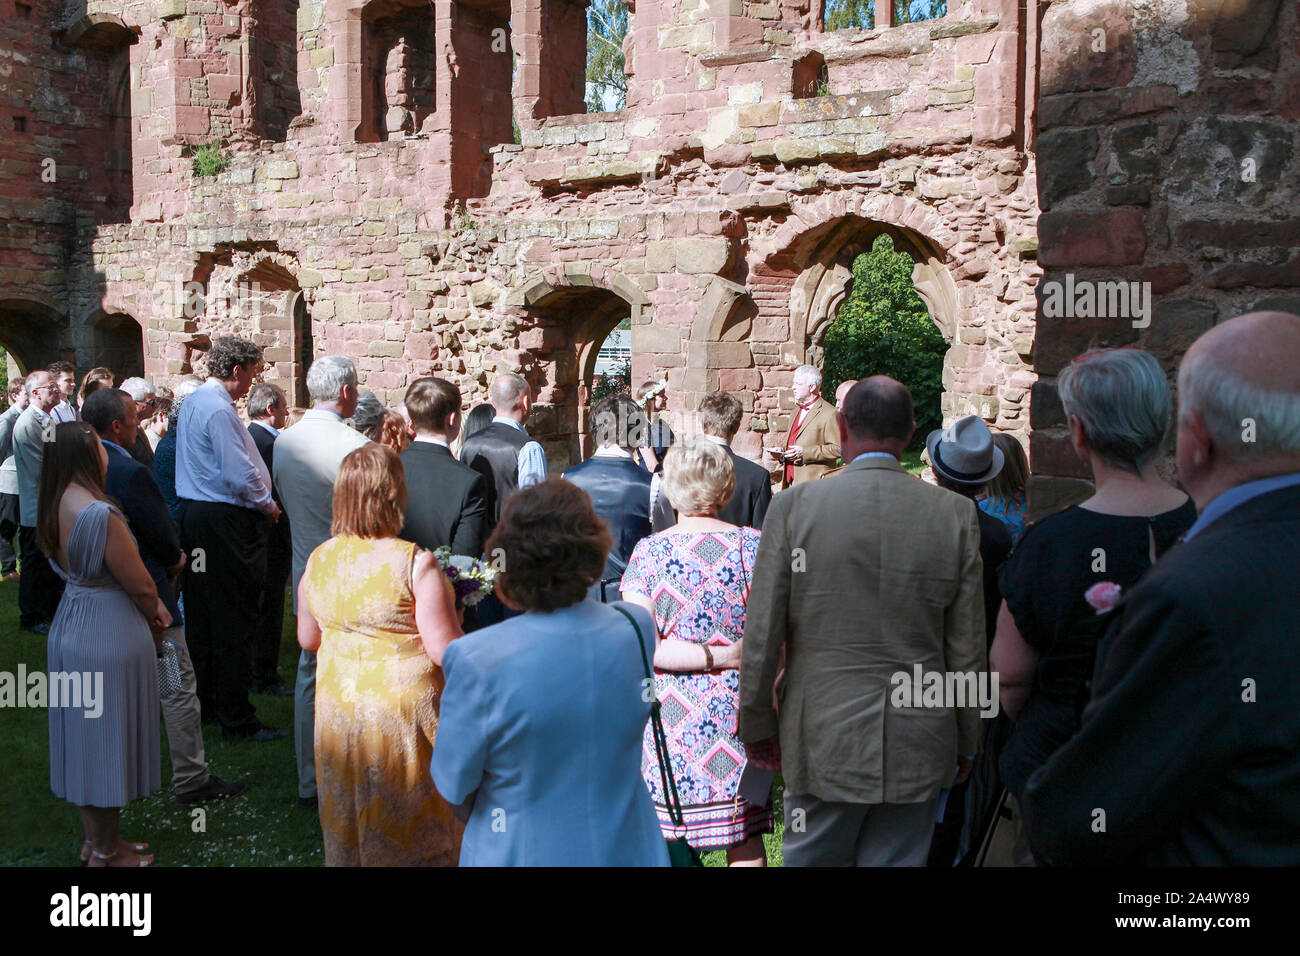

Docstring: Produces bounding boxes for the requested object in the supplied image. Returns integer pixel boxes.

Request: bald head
[834,379,858,411]
[489,373,531,422]
[838,375,915,461]
[1177,311,1300,504]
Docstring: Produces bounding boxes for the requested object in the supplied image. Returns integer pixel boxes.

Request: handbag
[156,639,184,700]
[613,604,703,867]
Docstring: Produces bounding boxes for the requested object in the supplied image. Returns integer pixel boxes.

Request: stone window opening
[64,16,137,224]
[362,1,436,142]
[247,0,303,142]
[819,0,947,32]
[513,0,594,124]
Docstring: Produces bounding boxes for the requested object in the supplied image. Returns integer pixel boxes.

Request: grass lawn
[0,579,785,867]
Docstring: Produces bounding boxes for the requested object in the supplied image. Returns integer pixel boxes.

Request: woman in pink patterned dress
[620,437,772,865]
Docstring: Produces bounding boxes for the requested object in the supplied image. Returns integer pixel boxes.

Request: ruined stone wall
[1031,0,1300,515]
[6,0,1043,483]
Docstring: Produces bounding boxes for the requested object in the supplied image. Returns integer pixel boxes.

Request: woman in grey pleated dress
[42,422,171,866]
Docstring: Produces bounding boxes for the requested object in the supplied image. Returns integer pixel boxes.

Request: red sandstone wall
[8,0,1043,480]
[1031,0,1300,515]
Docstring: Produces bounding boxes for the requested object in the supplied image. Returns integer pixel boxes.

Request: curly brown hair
[486,477,612,613]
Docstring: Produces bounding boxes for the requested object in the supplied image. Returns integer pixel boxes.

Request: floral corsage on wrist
[433,547,498,608]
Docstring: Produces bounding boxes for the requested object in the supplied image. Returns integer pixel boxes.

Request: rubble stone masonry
[1,0,1297,515]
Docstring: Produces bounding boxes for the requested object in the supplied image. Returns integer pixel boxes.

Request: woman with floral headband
[987,347,1194,861]
[635,379,675,474]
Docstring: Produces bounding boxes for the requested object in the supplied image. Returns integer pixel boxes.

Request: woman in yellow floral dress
[297,444,464,866]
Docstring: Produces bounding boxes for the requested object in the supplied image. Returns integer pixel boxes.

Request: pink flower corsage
[1085,581,1123,615]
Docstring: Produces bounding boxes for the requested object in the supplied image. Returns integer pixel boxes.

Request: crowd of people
[17,306,1300,867]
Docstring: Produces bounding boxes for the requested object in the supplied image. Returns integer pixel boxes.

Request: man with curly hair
[176,337,284,741]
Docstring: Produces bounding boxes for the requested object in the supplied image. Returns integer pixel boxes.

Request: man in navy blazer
[247,383,293,696]
[397,377,487,559]
[651,390,771,531]
[83,388,246,806]
[1022,311,1300,865]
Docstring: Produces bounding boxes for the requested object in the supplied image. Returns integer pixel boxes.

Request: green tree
[822,234,948,448]
[586,0,628,112]
[823,0,947,31]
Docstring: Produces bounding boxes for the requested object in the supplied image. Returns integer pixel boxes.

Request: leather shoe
[22,621,49,635]
[297,795,318,810]
[253,678,294,697]
[175,774,249,806]
[221,722,286,742]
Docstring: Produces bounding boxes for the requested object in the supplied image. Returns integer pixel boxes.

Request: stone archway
[83,310,146,380]
[0,299,65,376]
[505,269,651,467]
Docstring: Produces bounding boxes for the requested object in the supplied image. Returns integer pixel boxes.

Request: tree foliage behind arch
[822,234,948,448]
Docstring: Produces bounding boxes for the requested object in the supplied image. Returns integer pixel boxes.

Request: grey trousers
[782,791,940,866]
[161,624,209,793]
[294,648,317,799]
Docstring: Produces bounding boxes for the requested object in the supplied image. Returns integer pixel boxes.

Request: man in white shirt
[47,360,79,423]
[247,383,293,697]
[176,337,283,741]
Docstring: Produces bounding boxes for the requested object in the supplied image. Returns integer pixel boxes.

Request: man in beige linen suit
[272,356,370,809]
[740,376,987,866]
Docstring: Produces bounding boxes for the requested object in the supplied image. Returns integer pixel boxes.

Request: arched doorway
[0,299,65,377]
[516,286,635,467]
[85,311,146,380]
[788,216,960,447]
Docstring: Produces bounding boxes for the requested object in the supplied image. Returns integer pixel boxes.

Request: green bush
[822,233,948,448]
[191,141,230,178]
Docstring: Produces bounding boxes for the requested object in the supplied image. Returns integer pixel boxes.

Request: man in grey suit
[271,356,369,809]
[13,369,67,632]
[740,376,987,866]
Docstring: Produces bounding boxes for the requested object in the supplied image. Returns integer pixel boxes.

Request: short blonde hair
[663,437,735,517]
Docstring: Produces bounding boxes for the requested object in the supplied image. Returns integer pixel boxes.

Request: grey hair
[120,377,155,401]
[489,373,529,412]
[167,376,206,431]
[1179,347,1300,461]
[247,382,286,419]
[24,370,49,390]
[1057,348,1170,473]
[794,364,822,387]
[305,355,357,405]
[173,375,203,403]
[350,391,386,434]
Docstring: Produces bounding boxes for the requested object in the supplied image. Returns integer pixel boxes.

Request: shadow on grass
[0,585,323,866]
[2,582,788,866]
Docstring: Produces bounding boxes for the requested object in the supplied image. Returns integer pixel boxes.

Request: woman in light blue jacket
[431,478,668,867]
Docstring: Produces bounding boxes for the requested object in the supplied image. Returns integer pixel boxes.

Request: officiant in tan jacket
[740,376,987,866]
[771,365,840,487]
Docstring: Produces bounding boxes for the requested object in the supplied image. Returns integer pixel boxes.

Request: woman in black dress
[991,348,1196,814]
